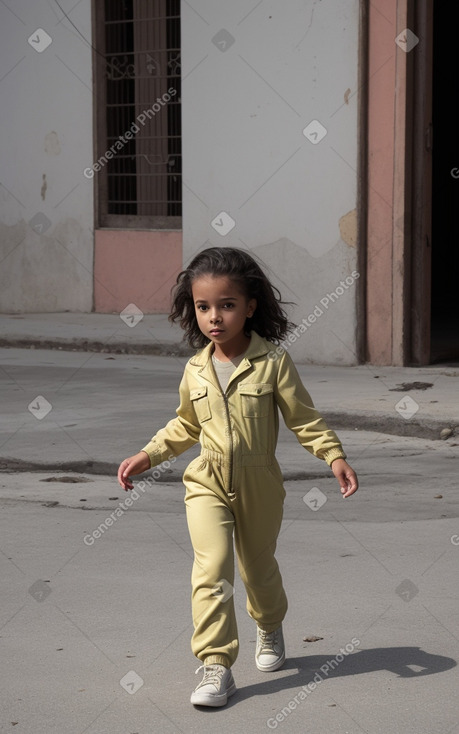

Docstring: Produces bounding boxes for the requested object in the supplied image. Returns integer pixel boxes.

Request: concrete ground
[0,316,458,733]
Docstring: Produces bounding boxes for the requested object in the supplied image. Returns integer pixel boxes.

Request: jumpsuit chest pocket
[238,383,273,418]
[190,386,212,423]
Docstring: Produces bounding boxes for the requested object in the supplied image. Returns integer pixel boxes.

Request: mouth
[209,329,224,336]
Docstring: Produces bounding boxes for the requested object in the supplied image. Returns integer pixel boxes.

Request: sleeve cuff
[322,447,347,467]
[140,442,162,468]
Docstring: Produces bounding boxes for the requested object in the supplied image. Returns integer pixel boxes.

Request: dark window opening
[96,0,182,228]
[430,0,459,362]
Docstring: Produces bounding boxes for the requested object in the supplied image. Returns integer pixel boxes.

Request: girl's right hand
[117,451,151,491]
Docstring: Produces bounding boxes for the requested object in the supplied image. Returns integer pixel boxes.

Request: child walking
[117,247,358,707]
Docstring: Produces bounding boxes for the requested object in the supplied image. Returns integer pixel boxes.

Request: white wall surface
[0,0,94,312]
[181,0,361,364]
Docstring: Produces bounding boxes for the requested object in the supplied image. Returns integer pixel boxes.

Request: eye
[223,302,235,309]
[197,304,208,311]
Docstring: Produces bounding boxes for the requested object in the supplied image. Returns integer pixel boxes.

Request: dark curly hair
[169,247,296,348]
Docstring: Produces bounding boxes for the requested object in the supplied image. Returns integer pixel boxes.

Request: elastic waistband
[200,447,273,468]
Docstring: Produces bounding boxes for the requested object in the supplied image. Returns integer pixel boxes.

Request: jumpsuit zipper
[221,392,235,500]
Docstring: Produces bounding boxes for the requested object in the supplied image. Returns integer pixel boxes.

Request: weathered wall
[181,0,361,364]
[0,0,93,312]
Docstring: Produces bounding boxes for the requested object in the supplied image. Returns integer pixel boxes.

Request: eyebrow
[194,297,238,304]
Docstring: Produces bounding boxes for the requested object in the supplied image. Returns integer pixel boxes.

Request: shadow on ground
[195,646,457,712]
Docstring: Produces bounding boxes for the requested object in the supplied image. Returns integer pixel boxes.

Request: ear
[247,298,257,318]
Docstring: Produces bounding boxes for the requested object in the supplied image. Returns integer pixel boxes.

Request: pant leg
[184,472,238,668]
[233,464,288,632]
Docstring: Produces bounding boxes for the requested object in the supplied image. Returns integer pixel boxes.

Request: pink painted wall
[366,0,397,363]
[94,230,182,313]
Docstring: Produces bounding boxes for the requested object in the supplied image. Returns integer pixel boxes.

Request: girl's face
[192,275,256,358]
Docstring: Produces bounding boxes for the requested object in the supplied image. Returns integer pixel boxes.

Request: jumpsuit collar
[189,331,272,391]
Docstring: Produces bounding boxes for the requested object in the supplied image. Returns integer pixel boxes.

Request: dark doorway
[430,0,459,363]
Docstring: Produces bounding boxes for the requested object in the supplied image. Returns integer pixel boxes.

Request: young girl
[117,247,358,708]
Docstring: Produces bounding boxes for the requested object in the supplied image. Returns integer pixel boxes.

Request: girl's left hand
[331,458,359,498]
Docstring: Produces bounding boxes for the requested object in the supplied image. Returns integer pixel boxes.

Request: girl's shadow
[211,646,456,709]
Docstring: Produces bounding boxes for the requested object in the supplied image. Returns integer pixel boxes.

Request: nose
[210,309,221,324]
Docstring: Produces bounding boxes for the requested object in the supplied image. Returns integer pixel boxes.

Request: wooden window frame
[92,0,182,230]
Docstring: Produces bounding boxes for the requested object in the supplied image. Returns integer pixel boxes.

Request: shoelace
[258,629,279,654]
[194,664,225,689]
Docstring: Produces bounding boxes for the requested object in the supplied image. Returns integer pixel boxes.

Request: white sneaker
[190,664,237,707]
[255,625,286,672]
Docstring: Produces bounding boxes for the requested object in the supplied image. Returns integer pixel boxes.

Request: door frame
[410,0,433,365]
[365,0,433,365]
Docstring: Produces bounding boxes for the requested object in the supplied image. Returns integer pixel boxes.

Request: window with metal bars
[94,0,181,229]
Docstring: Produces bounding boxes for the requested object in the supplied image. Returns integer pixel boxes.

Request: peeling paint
[41,174,47,201]
[344,88,351,104]
[339,209,357,247]
[44,131,61,155]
